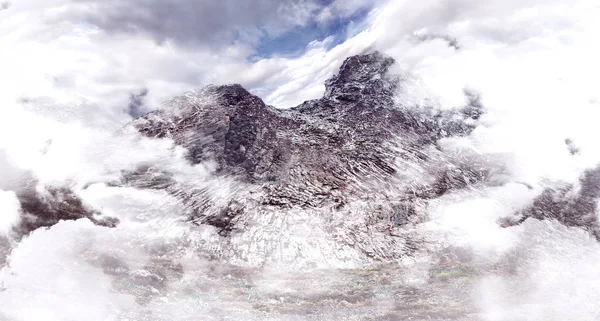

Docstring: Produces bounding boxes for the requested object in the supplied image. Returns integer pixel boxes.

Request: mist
[1,0,600,320]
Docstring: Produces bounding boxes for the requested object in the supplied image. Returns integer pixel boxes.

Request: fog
[1,0,600,320]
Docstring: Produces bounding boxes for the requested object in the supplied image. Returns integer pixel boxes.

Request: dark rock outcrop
[130,52,487,238]
[500,165,600,240]
[6,51,597,268]
[13,182,118,236]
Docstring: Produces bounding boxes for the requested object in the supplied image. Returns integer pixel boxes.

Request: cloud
[316,0,379,23]
[127,88,149,118]
[0,0,599,204]
[1,0,600,319]
[0,189,20,235]
[0,0,379,130]
[2,0,599,144]
[66,0,284,47]
[63,0,373,48]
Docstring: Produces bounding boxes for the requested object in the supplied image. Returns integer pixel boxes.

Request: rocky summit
[120,51,493,262]
[11,52,600,264]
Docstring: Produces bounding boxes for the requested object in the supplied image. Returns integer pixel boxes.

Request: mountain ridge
[128,51,488,244]
[7,51,599,265]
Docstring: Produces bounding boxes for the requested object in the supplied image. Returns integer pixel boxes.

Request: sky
[0,0,598,113]
[0,0,599,182]
[1,0,600,204]
[0,0,383,115]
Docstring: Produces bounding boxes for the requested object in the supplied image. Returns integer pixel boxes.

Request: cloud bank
[1,0,600,319]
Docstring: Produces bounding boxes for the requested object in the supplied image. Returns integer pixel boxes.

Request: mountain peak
[324,51,397,102]
[126,51,487,243]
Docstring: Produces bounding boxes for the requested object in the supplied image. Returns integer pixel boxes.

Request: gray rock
[129,51,487,240]
[14,182,118,236]
[500,164,600,240]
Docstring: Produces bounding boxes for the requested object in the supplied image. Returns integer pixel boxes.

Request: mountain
[122,51,491,261]
[10,52,599,264]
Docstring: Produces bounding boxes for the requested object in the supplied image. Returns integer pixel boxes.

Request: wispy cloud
[1,0,600,319]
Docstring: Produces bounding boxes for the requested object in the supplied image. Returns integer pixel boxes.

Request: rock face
[13,182,118,236]
[500,165,600,240]
[129,51,488,246]
[6,51,598,265]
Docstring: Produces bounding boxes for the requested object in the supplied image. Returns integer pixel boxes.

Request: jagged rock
[500,165,600,240]
[14,182,118,236]
[129,51,486,241]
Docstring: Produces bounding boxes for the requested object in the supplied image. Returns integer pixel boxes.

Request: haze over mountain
[1,0,600,320]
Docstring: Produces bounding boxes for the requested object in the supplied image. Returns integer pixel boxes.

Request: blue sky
[252,5,372,59]
[1,0,598,114]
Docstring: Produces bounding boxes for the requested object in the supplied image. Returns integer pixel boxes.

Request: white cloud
[63,0,315,46]
[1,0,598,200]
[2,0,599,209]
[1,0,600,318]
[317,0,381,23]
[0,190,20,235]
